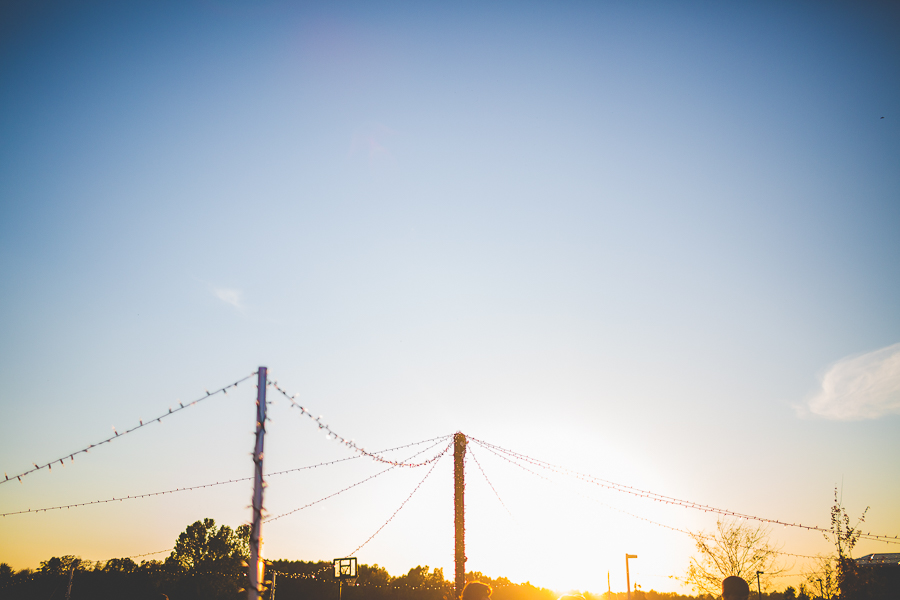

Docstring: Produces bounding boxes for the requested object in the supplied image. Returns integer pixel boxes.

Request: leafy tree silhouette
[103,557,138,573]
[165,518,251,600]
[167,518,250,576]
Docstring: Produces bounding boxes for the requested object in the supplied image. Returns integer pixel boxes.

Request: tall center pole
[248,367,268,600]
[454,432,467,599]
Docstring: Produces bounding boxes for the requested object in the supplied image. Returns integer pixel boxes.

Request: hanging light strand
[470,437,899,544]
[265,437,452,523]
[2,372,258,486]
[470,439,829,560]
[471,438,698,537]
[467,444,512,517]
[123,548,172,560]
[344,444,450,557]
[266,434,453,476]
[1,435,452,518]
[0,477,251,517]
[268,379,446,468]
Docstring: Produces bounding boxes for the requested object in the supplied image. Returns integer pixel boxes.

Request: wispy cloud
[804,343,900,420]
[213,287,243,310]
[349,123,397,168]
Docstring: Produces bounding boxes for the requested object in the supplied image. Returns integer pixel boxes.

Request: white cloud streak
[213,288,243,310]
[805,342,900,420]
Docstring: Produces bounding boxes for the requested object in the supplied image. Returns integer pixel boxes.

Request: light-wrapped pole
[248,367,267,599]
[454,432,467,599]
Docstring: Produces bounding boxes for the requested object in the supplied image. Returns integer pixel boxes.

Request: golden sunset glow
[2,2,899,599]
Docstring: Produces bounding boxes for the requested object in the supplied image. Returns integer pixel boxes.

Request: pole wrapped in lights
[453,432,466,600]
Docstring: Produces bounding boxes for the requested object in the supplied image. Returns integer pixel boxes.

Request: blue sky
[1,0,899,594]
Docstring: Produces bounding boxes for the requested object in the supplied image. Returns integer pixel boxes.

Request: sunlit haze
[1,1,899,596]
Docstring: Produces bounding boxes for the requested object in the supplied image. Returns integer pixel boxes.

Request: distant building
[853,553,900,600]
[855,553,900,567]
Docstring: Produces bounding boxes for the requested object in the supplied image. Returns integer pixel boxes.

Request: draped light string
[266,570,451,590]
[473,438,695,535]
[467,443,512,517]
[266,434,452,475]
[1,436,451,518]
[267,379,446,468]
[471,439,825,560]
[265,437,452,523]
[2,372,258,486]
[123,548,172,560]
[0,477,251,517]
[471,437,900,544]
[345,444,450,556]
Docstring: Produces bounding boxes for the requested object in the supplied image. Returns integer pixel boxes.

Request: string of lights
[467,443,512,517]
[0,476,251,517]
[265,437,451,523]
[267,560,334,581]
[470,439,825,560]
[123,549,172,560]
[2,372,258,486]
[1,435,453,518]
[268,380,447,468]
[472,438,691,534]
[345,444,450,557]
[266,570,451,590]
[266,434,453,476]
[471,437,900,544]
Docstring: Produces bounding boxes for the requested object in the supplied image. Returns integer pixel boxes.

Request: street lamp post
[756,571,763,600]
[626,554,638,600]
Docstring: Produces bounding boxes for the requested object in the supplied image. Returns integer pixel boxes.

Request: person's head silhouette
[722,576,750,600]
[462,581,492,600]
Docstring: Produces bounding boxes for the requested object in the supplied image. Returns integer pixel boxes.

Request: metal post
[454,432,467,599]
[271,570,277,600]
[248,367,268,600]
[625,554,637,600]
[756,571,763,600]
[64,563,76,600]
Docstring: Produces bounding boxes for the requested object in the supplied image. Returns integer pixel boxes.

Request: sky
[1,0,899,595]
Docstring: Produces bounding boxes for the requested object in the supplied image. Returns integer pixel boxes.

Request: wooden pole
[248,367,268,600]
[454,432,467,599]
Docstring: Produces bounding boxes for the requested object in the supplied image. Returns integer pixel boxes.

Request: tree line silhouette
[2,510,896,600]
[0,515,691,600]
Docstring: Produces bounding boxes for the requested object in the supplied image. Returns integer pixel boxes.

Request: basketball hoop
[334,557,358,599]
